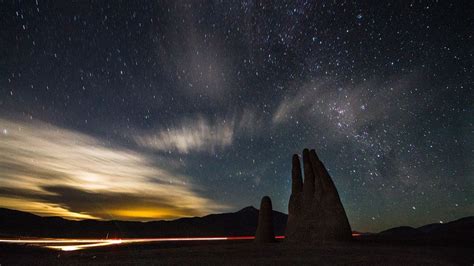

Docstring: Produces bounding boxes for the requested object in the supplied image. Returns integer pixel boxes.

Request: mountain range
[0,207,472,241]
[375,216,474,241]
[0,206,286,238]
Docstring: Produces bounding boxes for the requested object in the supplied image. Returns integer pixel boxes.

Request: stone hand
[286,148,352,243]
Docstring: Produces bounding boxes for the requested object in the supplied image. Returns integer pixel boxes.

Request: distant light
[58,246,80,251]
[2,129,7,135]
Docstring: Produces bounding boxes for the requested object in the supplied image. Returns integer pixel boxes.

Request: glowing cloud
[0,118,226,220]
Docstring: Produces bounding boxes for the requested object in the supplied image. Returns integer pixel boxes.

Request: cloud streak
[272,74,423,139]
[134,116,234,154]
[0,118,225,220]
[133,109,269,155]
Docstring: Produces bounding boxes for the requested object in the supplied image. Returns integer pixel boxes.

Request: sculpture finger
[309,149,324,201]
[311,149,353,239]
[255,196,275,243]
[291,154,303,194]
[311,150,335,194]
[302,148,315,198]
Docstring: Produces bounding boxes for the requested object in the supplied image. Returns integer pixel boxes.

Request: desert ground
[1,238,472,265]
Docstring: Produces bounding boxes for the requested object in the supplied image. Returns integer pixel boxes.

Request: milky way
[0,1,472,231]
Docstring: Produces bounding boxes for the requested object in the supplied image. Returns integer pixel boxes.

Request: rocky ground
[1,238,472,265]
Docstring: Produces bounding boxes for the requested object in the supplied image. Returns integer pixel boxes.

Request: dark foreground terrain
[0,208,473,265]
[1,238,472,266]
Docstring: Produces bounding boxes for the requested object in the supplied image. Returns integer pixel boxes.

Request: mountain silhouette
[0,207,472,241]
[379,226,424,237]
[377,217,474,241]
[0,207,287,238]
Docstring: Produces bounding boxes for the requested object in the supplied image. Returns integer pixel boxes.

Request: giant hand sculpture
[286,149,352,243]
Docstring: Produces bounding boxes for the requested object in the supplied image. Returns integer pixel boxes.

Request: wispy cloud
[272,74,423,136]
[134,116,234,154]
[154,5,234,101]
[237,108,266,136]
[0,118,226,220]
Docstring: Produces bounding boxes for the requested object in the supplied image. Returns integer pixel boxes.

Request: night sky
[0,1,472,232]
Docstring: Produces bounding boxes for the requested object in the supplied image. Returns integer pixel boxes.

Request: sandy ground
[1,239,472,265]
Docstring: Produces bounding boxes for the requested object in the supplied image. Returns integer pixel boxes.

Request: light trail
[0,236,257,251]
[45,240,123,251]
[0,239,114,244]
[0,234,358,251]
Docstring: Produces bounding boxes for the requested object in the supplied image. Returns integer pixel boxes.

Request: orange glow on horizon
[110,209,186,220]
